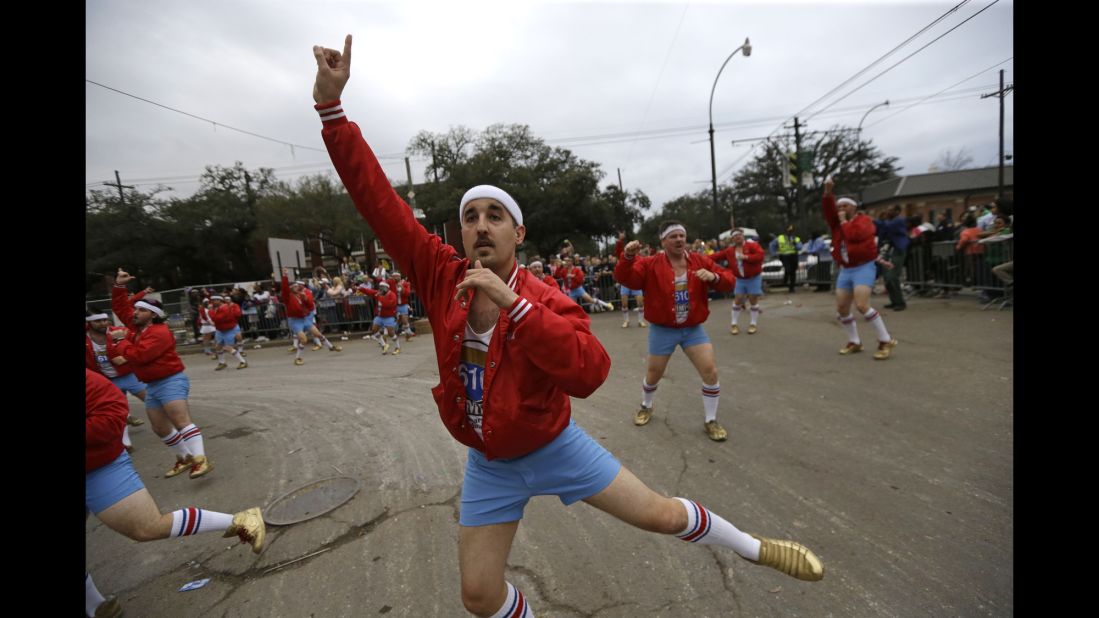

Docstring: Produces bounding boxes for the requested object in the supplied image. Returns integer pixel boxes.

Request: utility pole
[617,168,624,193]
[981,69,1013,200]
[429,140,440,183]
[783,117,804,225]
[103,170,134,205]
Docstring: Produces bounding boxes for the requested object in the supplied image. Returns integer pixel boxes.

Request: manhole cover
[263,476,361,525]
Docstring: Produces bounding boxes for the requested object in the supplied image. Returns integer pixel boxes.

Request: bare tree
[930,147,974,172]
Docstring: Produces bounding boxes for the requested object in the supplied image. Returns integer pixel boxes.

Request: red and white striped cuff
[315,100,347,125]
[507,296,534,324]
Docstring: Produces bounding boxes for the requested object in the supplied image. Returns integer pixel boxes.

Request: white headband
[528,261,543,269]
[459,185,523,226]
[210,295,225,301]
[836,198,858,208]
[660,224,687,239]
[134,301,165,317]
[86,313,109,322]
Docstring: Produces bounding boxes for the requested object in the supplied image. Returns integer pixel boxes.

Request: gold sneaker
[730,324,739,335]
[634,405,653,426]
[126,415,145,426]
[288,345,297,353]
[94,595,123,618]
[838,342,863,355]
[639,319,648,327]
[392,348,401,356]
[294,357,305,366]
[747,325,758,335]
[311,344,322,351]
[214,363,228,371]
[237,362,248,370]
[745,534,824,582]
[223,507,266,554]
[622,320,630,328]
[382,342,390,355]
[189,455,213,479]
[873,338,898,360]
[330,345,343,352]
[704,420,728,442]
[165,455,194,478]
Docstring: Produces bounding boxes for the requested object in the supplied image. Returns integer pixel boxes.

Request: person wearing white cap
[820,177,898,360]
[108,268,214,478]
[312,35,824,617]
[360,279,401,355]
[86,310,149,453]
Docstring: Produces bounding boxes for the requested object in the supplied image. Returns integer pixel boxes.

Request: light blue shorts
[836,260,878,291]
[647,323,711,356]
[734,274,763,296]
[567,286,588,300]
[145,372,190,409]
[460,420,621,527]
[305,311,317,329]
[288,316,308,335]
[620,286,643,297]
[373,316,397,329]
[214,325,240,346]
[110,373,147,396]
[396,304,410,316]
[86,450,145,514]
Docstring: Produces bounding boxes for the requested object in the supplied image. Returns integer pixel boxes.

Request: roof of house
[863,165,1013,205]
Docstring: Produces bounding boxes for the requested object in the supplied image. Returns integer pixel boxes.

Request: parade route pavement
[86,291,1012,617]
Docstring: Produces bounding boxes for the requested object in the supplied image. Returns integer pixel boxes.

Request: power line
[863,56,1012,129]
[802,0,1002,123]
[624,2,691,167]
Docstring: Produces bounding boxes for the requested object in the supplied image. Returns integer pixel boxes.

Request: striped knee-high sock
[862,308,892,342]
[488,581,534,618]
[731,303,743,325]
[837,313,860,344]
[295,339,304,359]
[674,497,760,560]
[170,507,233,537]
[122,425,132,448]
[702,383,720,422]
[641,380,657,409]
[162,428,190,458]
[179,424,205,457]
[750,304,761,326]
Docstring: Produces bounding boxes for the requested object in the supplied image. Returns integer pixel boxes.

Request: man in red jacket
[388,271,416,340]
[86,310,148,451]
[108,268,214,478]
[712,229,766,335]
[208,295,248,371]
[85,369,264,617]
[312,36,823,617]
[361,280,401,355]
[615,221,735,441]
[821,177,898,360]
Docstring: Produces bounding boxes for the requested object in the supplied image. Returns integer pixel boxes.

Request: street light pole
[709,37,751,217]
[856,100,889,201]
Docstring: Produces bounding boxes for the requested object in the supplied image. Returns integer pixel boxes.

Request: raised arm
[111,269,136,325]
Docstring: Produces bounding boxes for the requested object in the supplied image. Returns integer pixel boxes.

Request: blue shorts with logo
[460,420,621,526]
[396,304,410,316]
[836,260,877,291]
[305,310,317,329]
[373,316,397,329]
[647,323,711,356]
[620,285,643,297]
[214,325,240,346]
[734,274,763,296]
[567,286,588,301]
[110,373,147,396]
[288,316,308,335]
[86,450,145,514]
[145,372,190,409]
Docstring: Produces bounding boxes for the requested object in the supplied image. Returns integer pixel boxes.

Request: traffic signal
[784,151,798,188]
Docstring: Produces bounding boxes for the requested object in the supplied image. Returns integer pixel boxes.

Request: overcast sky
[86,0,1013,214]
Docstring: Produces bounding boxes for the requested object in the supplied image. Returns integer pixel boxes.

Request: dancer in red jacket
[312,35,823,617]
[615,221,735,441]
[85,368,264,618]
[208,295,248,370]
[821,176,898,360]
[712,229,766,334]
[108,268,213,478]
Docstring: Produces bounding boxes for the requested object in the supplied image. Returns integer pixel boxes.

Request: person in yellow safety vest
[768,225,803,293]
